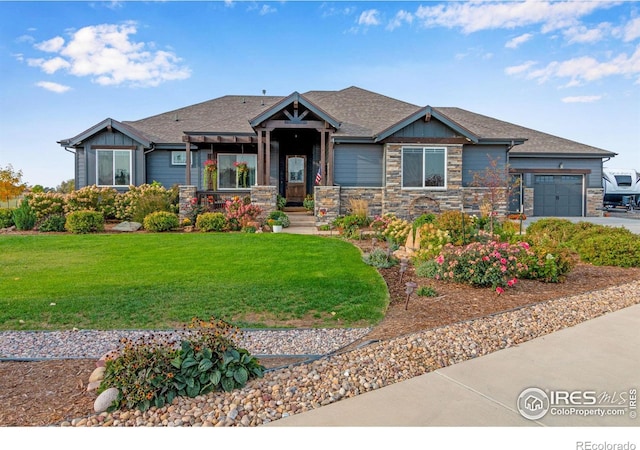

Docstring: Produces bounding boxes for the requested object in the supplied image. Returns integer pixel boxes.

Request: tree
[57,179,75,194]
[469,155,520,234]
[0,164,26,204]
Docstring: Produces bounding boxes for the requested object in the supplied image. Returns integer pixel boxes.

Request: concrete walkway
[266,303,640,427]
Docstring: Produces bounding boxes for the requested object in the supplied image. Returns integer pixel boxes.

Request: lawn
[0,233,389,331]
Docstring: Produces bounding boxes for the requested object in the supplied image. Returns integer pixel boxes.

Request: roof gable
[58,118,152,147]
[249,92,340,128]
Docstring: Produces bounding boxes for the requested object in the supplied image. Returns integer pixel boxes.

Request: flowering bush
[430,240,533,291]
[66,185,118,219]
[413,223,451,262]
[370,213,396,236]
[114,183,177,222]
[223,196,262,231]
[434,211,477,245]
[27,192,66,221]
[196,212,227,232]
[143,211,180,232]
[382,217,411,246]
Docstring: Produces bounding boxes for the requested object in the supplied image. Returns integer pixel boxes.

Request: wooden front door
[286,155,306,203]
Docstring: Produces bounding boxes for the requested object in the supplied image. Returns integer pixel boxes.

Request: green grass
[0,233,389,331]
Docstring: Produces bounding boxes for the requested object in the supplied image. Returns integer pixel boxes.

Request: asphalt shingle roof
[70,86,612,158]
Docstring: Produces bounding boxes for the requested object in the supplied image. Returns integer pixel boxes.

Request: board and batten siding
[461,146,508,186]
[334,144,384,187]
[79,130,144,189]
[389,118,462,139]
[146,150,202,189]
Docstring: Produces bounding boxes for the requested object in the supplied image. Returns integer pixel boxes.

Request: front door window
[286,155,306,203]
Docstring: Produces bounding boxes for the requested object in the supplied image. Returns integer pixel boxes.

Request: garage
[533,174,584,216]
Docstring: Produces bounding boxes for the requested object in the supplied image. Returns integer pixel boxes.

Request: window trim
[401,146,447,190]
[216,153,257,190]
[96,149,132,187]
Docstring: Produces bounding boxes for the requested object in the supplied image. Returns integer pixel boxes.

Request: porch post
[257,129,264,185]
[320,129,326,187]
[265,129,271,185]
[185,138,191,185]
[327,130,334,186]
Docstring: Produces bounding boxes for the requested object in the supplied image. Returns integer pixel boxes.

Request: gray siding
[334,144,383,187]
[510,157,603,188]
[390,119,462,139]
[462,146,508,186]
[78,130,144,189]
[146,150,202,188]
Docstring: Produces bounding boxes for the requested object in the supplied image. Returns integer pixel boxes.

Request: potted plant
[267,218,283,233]
[303,194,314,214]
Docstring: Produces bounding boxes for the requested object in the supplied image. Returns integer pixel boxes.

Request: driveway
[523,211,640,235]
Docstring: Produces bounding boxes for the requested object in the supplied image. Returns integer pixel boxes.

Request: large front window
[218,154,257,189]
[402,147,446,188]
[97,150,131,186]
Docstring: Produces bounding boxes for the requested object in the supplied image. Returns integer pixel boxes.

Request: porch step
[286,211,316,227]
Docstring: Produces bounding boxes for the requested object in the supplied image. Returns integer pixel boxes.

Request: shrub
[370,213,396,237]
[416,286,438,297]
[65,210,104,234]
[27,192,66,221]
[415,259,439,278]
[525,218,576,245]
[99,317,265,412]
[114,183,177,222]
[303,194,314,212]
[196,212,227,232]
[12,200,37,231]
[143,211,180,232]
[333,214,371,239]
[0,208,14,228]
[276,194,287,210]
[430,241,533,291]
[412,213,436,231]
[362,248,399,268]
[66,185,118,219]
[413,223,451,262]
[266,210,290,228]
[434,211,476,245]
[382,216,411,246]
[38,215,67,232]
[348,198,369,218]
[571,229,640,268]
[223,196,262,231]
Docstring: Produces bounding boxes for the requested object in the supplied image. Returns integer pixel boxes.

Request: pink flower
[500,265,507,272]
[520,242,530,250]
[496,287,504,295]
[507,278,517,287]
[500,258,507,264]
[436,255,444,265]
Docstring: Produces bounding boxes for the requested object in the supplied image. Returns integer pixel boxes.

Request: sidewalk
[265,303,640,427]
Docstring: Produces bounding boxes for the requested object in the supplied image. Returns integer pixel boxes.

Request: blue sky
[1,0,639,188]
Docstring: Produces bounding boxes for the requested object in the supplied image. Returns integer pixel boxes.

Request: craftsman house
[58,86,615,221]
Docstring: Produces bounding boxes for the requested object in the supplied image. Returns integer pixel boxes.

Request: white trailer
[602,168,640,210]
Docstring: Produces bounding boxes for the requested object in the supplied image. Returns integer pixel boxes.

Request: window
[97,150,131,186]
[402,147,446,188]
[171,151,187,165]
[217,154,257,189]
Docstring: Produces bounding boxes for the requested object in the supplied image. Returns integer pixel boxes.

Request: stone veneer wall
[523,187,534,218]
[381,143,465,220]
[586,188,604,217]
[251,185,278,219]
[339,188,384,218]
[178,185,197,222]
[314,186,340,226]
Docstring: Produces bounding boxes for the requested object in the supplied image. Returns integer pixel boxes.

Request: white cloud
[259,4,276,16]
[508,45,640,86]
[620,16,640,42]
[505,33,533,49]
[563,23,611,44]
[387,10,413,31]
[505,60,538,76]
[358,9,380,27]
[35,81,71,93]
[26,22,191,88]
[35,36,65,53]
[414,1,610,34]
[561,95,602,103]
